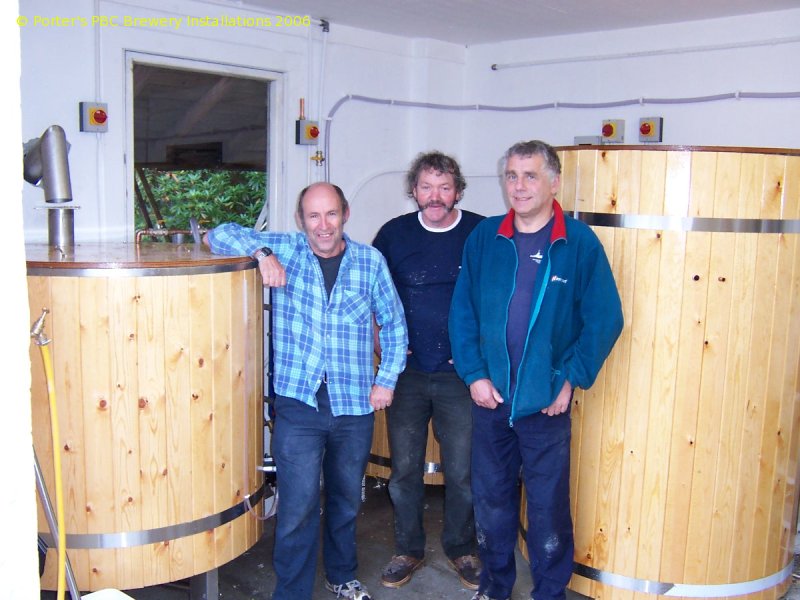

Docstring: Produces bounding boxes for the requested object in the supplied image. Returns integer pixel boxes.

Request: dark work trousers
[471,401,573,600]
[386,368,476,560]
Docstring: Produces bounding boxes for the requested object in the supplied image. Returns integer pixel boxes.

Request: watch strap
[252,247,273,261]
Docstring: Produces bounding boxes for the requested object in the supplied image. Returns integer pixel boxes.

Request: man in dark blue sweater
[373,151,484,591]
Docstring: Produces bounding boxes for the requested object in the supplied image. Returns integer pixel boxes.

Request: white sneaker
[325,579,373,600]
[471,593,509,600]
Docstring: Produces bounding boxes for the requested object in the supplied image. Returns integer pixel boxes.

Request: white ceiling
[232,0,800,45]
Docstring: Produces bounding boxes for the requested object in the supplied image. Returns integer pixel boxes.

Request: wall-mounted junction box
[296,120,320,145]
[601,119,624,143]
[638,117,664,143]
[79,102,108,133]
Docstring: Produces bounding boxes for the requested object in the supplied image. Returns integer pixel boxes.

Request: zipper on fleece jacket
[499,234,516,426]
[508,257,551,426]
[507,233,566,426]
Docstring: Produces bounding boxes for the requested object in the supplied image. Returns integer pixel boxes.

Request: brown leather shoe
[449,554,482,590]
[380,555,424,588]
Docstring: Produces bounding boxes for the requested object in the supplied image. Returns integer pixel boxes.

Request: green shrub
[135,169,267,230]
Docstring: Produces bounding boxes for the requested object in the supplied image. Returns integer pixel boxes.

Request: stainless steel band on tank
[39,482,267,549]
[27,259,253,278]
[573,561,794,598]
[573,211,800,234]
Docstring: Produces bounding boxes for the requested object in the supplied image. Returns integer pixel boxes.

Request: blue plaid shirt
[207,223,408,416]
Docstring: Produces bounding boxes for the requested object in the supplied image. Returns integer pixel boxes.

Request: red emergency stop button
[91,109,107,125]
[602,123,614,137]
[308,125,319,138]
[640,121,652,135]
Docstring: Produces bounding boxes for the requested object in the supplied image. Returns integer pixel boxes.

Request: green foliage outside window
[135,169,267,231]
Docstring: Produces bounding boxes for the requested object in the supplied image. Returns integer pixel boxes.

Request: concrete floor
[41,479,800,600]
[41,478,538,600]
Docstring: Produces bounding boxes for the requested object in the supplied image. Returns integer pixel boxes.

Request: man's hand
[542,380,572,416]
[469,378,504,409]
[258,255,287,288]
[370,384,393,411]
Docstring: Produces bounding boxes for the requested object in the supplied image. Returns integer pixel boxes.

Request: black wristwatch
[252,247,273,261]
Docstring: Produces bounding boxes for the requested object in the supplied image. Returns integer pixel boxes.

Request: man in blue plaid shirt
[206,182,408,600]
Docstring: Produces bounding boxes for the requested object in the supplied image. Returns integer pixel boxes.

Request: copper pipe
[135,228,207,244]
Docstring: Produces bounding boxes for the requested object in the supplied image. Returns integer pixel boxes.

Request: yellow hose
[32,309,67,600]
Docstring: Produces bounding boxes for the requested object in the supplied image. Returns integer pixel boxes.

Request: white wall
[3,2,39,596]
[19,0,469,243]
[21,0,308,241]
[461,9,800,188]
[324,36,468,242]
[294,7,800,241]
[20,3,799,245]
[13,0,800,591]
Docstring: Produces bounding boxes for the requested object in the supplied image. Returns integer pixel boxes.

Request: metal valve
[310,151,325,166]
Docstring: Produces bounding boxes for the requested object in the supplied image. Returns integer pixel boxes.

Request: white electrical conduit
[313,21,329,183]
[491,35,800,70]
[322,89,800,182]
[317,20,329,156]
[302,20,330,186]
[305,23,314,185]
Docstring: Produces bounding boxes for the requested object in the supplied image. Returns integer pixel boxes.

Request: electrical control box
[574,135,603,145]
[79,102,108,133]
[601,119,624,144]
[295,119,320,145]
[638,117,663,143]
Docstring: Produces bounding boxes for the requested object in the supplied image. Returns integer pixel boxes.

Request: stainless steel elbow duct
[23,125,75,249]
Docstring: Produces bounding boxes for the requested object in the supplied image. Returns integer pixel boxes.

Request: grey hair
[502,140,561,179]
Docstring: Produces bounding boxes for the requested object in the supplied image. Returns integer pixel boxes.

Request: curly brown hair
[405,151,467,199]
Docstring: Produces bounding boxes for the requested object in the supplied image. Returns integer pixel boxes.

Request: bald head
[295,182,350,258]
[296,182,349,220]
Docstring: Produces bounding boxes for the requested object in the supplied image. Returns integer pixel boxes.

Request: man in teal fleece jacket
[448,140,623,600]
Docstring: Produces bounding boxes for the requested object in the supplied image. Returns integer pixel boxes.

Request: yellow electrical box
[601,119,624,143]
[296,119,320,145]
[79,102,108,133]
[638,117,663,143]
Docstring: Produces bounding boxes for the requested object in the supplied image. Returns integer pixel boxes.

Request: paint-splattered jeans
[471,402,573,600]
[387,368,476,560]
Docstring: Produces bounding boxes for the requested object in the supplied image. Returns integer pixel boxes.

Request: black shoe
[450,554,482,590]
[380,554,424,588]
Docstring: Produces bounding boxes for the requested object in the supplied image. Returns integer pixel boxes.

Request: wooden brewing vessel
[518,146,800,600]
[27,243,265,592]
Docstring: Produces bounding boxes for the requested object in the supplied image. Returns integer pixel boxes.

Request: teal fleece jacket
[448,201,623,424]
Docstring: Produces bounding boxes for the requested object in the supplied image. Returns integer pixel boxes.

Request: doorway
[130,59,273,233]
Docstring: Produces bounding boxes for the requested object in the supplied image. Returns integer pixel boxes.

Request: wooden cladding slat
[31,266,264,592]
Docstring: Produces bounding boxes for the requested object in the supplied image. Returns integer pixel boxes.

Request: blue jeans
[471,402,573,600]
[387,368,475,560]
[271,386,374,600]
